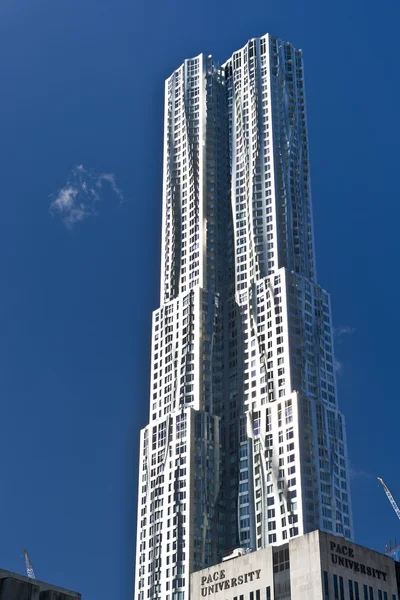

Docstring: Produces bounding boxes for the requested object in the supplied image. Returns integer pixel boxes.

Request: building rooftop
[0,568,81,599]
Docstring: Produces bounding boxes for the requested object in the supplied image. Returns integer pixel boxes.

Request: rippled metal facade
[134,34,353,600]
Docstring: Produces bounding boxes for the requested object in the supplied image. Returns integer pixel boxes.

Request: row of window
[324,571,396,600]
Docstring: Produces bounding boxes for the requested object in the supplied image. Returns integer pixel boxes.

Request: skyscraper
[134,33,353,600]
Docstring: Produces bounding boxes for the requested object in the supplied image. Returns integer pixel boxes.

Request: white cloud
[333,358,342,373]
[49,165,124,228]
[332,326,355,371]
[51,186,78,211]
[97,173,124,201]
[349,466,375,481]
[333,325,356,348]
[334,325,356,338]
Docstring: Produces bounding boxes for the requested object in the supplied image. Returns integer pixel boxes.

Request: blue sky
[0,0,399,598]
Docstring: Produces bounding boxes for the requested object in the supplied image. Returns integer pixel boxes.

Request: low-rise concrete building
[191,531,400,600]
[0,568,81,599]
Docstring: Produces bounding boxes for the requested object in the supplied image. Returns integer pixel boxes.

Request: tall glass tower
[134,33,353,600]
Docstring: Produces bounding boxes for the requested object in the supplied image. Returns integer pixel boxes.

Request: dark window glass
[266,587,271,600]
[256,591,260,600]
[364,585,368,600]
[355,582,360,600]
[340,577,345,600]
[274,580,291,600]
[369,587,374,600]
[349,579,354,600]
[378,592,382,600]
[324,571,329,600]
[334,575,339,600]
[272,545,289,572]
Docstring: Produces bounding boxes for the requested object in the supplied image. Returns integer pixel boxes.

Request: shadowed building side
[0,569,81,600]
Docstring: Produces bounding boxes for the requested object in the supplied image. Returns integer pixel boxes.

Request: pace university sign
[330,542,387,582]
[200,569,262,597]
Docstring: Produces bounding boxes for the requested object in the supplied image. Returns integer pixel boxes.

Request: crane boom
[378,477,400,521]
[23,548,36,580]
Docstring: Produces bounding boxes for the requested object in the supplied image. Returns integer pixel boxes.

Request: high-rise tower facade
[134,33,353,600]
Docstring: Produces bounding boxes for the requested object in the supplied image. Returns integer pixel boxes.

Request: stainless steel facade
[134,34,353,600]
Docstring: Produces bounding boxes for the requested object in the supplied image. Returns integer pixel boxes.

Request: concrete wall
[320,531,398,597]
[191,531,400,600]
[0,575,40,600]
[289,530,323,599]
[191,548,273,600]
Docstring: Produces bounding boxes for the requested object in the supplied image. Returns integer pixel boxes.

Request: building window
[364,585,368,600]
[349,580,354,600]
[339,577,345,600]
[354,582,360,600]
[266,587,271,600]
[273,547,289,572]
[324,571,329,600]
[333,575,339,600]
[369,588,374,600]
[274,581,291,600]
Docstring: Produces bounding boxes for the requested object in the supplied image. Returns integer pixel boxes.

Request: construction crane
[22,548,36,580]
[378,477,400,521]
